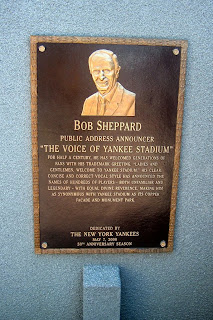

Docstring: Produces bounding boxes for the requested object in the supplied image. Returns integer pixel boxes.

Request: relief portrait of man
[81,49,136,116]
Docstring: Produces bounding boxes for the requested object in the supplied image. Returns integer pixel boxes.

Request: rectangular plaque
[31,36,187,253]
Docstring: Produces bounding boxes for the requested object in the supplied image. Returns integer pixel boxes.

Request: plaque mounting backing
[31,36,187,254]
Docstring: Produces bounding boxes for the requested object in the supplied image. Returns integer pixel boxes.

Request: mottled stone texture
[83,265,121,320]
[0,1,212,319]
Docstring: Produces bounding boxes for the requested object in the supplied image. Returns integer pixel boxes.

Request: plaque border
[31,36,188,254]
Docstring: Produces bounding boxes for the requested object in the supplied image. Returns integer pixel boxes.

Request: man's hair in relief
[88,49,120,71]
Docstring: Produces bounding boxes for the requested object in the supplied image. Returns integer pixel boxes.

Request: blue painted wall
[1,1,212,319]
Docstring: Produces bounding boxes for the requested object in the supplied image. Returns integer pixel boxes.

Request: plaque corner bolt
[38,45,46,53]
[173,48,179,56]
[41,242,48,249]
[160,240,166,248]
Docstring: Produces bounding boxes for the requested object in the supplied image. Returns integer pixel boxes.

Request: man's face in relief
[89,53,120,96]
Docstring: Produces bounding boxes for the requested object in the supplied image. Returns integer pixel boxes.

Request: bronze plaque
[31,36,187,254]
